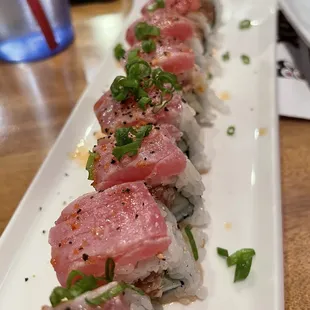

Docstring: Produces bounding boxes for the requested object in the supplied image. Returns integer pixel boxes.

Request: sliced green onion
[85,282,144,306]
[114,43,125,61]
[112,125,152,161]
[115,127,133,146]
[134,124,152,140]
[222,51,230,62]
[234,257,253,282]
[227,126,235,136]
[50,286,71,307]
[112,141,141,161]
[66,270,85,288]
[86,151,99,180]
[227,248,256,267]
[142,39,156,53]
[152,68,181,93]
[217,247,229,258]
[110,76,140,102]
[239,19,252,30]
[147,0,165,12]
[110,76,130,101]
[127,48,140,63]
[126,59,152,80]
[241,54,250,65]
[184,225,198,261]
[135,22,160,41]
[105,257,115,282]
[49,271,99,307]
[138,96,151,110]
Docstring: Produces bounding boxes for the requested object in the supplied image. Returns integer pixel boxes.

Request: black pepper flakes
[25,278,29,282]
[82,253,89,261]
[116,227,120,230]
[79,246,84,251]
[164,107,169,112]
[42,230,46,234]
[182,98,186,103]
[77,216,80,221]
[135,214,139,219]
[150,151,155,154]
[58,243,62,248]
[65,307,71,310]
[90,196,94,199]
[77,208,82,214]
[111,159,116,164]
[123,121,127,125]
[142,112,146,115]
[105,128,109,133]
[144,157,147,161]
[65,173,69,177]
[99,190,104,193]
[122,188,130,193]
[69,241,73,245]
[121,202,125,205]
[39,207,42,211]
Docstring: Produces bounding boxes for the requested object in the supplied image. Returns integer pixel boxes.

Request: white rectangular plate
[0,1,284,309]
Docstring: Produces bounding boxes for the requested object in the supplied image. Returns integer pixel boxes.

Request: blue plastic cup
[0,0,74,63]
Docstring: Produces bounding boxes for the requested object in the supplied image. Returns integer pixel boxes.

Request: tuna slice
[126,10,195,46]
[142,0,201,16]
[49,182,171,287]
[124,38,195,75]
[42,281,153,310]
[94,88,183,134]
[92,124,186,191]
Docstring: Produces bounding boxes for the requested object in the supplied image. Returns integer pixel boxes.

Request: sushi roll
[42,281,154,310]
[94,87,207,171]
[49,182,205,300]
[88,124,206,224]
[122,18,219,123]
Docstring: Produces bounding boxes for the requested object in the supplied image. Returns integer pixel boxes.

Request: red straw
[26,0,58,50]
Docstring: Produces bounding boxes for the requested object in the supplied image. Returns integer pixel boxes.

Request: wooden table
[0,2,309,309]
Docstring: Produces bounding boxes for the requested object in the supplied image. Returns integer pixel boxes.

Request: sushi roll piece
[141,0,201,17]
[42,281,154,310]
[88,124,206,224]
[49,182,205,300]
[122,34,218,123]
[94,88,207,171]
[126,10,195,46]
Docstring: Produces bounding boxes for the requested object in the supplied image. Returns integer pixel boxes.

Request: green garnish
[105,257,115,282]
[86,151,99,180]
[142,39,156,53]
[217,247,229,257]
[208,72,213,80]
[115,127,133,146]
[226,248,256,267]
[135,22,160,41]
[217,247,256,283]
[85,282,144,306]
[147,0,165,12]
[138,97,151,110]
[114,43,125,61]
[126,59,152,80]
[241,55,250,65]
[127,48,140,63]
[110,61,180,113]
[112,125,152,161]
[227,126,235,136]
[234,257,253,282]
[184,225,198,261]
[222,51,230,62]
[239,19,252,30]
[50,270,100,307]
